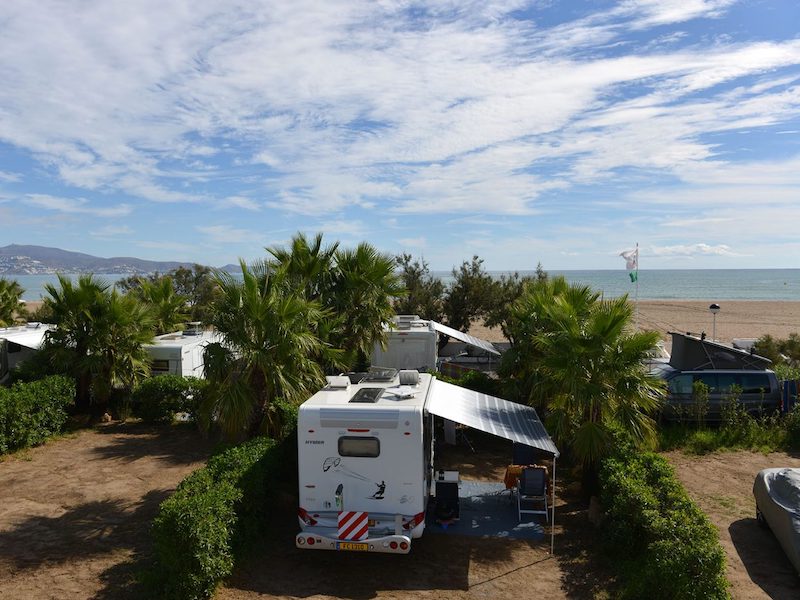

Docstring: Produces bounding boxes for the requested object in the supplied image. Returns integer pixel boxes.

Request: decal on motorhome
[322,457,387,500]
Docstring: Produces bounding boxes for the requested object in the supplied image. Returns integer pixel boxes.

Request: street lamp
[709,303,720,341]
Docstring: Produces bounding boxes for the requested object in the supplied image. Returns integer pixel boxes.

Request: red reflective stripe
[347,428,370,432]
[338,511,369,540]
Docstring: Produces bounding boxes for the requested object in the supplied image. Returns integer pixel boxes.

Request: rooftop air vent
[349,388,385,403]
[183,322,203,336]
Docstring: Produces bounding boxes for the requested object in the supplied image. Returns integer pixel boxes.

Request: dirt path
[666,450,800,599]
[0,423,212,599]
[217,432,612,600]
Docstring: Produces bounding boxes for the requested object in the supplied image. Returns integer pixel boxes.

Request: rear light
[297,537,305,545]
[389,541,398,550]
[307,537,315,546]
[400,541,408,550]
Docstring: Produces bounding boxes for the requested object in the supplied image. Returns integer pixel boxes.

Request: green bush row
[150,436,286,599]
[0,375,74,455]
[600,448,729,599]
[131,375,209,424]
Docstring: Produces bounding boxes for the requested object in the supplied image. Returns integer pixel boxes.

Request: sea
[10,269,800,302]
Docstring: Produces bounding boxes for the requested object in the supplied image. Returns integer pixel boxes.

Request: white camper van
[370,315,499,372]
[296,368,559,554]
[0,323,54,383]
[144,323,221,378]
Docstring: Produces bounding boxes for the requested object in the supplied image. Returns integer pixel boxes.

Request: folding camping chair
[517,466,548,523]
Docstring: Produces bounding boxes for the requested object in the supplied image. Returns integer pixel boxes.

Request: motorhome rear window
[338,436,380,458]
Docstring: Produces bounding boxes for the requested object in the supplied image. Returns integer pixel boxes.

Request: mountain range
[0,244,198,275]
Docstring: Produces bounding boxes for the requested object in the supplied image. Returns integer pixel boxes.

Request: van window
[716,373,739,393]
[715,373,771,395]
[669,374,693,394]
[694,373,717,392]
[741,373,771,394]
[338,436,380,458]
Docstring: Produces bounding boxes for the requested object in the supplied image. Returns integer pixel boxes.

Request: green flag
[629,271,638,283]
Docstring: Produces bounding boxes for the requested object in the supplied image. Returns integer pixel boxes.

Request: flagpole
[635,242,639,329]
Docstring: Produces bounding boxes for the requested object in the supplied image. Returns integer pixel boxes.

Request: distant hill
[0,244,197,275]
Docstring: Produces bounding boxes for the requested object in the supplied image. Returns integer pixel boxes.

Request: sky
[1,0,799,271]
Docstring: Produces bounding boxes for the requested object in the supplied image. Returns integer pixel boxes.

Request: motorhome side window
[338,436,380,458]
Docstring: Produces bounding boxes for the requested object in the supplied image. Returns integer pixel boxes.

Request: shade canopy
[431,321,500,356]
[669,331,771,371]
[427,379,559,457]
[0,325,52,350]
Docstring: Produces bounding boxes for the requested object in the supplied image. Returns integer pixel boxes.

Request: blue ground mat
[426,480,545,541]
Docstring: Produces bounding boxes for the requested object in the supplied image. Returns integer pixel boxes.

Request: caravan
[296,368,558,554]
[0,323,54,383]
[370,315,500,372]
[143,323,221,378]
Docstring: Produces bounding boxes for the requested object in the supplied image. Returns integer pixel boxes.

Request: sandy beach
[471,300,800,348]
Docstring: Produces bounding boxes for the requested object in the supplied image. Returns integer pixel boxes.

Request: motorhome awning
[431,322,500,356]
[0,326,51,350]
[427,379,559,457]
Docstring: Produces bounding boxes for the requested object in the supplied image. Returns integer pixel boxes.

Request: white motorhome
[370,315,500,372]
[143,323,221,378]
[0,323,54,383]
[296,368,559,554]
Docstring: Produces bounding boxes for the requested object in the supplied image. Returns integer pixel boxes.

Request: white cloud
[648,243,738,258]
[196,224,263,244]
[0,170,21,183]
[397,237,427,249]
[90,224,133,238]
[25,194,132,217]
[224,196,261,211]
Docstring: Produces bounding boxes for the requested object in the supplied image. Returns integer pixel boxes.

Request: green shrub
[0,375,74,454]
[436,370,503,396]
[151,436,284,599]
[131,375,208,424]
[600,450,729,599]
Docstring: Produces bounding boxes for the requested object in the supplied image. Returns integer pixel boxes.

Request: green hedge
[131,375,208,424]
[600,450,729,599]
[0,375,74,454]
[151,436,286,599]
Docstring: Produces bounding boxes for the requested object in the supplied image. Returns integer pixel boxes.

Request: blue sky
[1,0,799,270]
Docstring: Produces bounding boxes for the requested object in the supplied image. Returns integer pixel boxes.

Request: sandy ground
[217,431,612,600]
[0,423,212,599]
[470,300,800,347]
[666,450,800,600]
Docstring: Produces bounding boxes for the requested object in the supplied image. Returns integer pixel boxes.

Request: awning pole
[550,456,556,554]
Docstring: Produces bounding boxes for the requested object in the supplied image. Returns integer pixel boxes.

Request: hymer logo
[305,440,325,445]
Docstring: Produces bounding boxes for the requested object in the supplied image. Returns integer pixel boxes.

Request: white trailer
[370,315,500,372]
[0,323,54,383]
[296,368,559,554]
[144,324,221,378]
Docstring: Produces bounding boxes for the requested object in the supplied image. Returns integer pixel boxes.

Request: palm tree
[85,290,155,409]
[268,233,404,371]
[0,278,26,326]
[330,243,405,369]
[202,261,331,439]
[133,276,189,334]
[41,274,155,413]
[503,277,664,491]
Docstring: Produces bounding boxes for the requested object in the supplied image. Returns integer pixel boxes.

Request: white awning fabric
[0,326,52,350]
[427,379,559,457]
[431,321,500,356]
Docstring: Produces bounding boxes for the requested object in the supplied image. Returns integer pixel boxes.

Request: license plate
[337,541,369,552]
